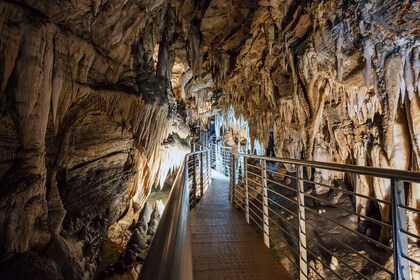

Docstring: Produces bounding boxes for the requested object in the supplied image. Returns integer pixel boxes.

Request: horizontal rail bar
[309,237,370,279]
[399,204,420,215]
[267,188,298,205]
[301,178,391,205]
[246,170,262,178]
[233,152,420,183]
[247,177,263,187]
[303,217,393,275]
[248,205,265,223]
[304,258,327,280]
[401,253,420,266]
[266,169,297,180]
[303,206,392,252]
[273,246,299,269]
[266,178,298,193]
[400,228,420,240]
[268,218,299,244]
[303,192,392,229]
[266,196,298,218]
[247,163,262,170]
[267,206,299,231]
[249,214,265,232]
[304,245,345,280]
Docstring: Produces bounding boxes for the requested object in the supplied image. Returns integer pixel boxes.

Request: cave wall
[0,0,193,278]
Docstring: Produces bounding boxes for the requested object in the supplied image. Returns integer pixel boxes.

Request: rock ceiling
[0,0,419,279]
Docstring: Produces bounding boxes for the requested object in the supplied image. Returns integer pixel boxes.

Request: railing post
[244,157,250,224]
[210,144,214,169]
[192,154,197,208]
[297,165,308,280]
[391,179,410,280]
[215,145,219,173]
[230,153,235,204]
[184,156,189,191]
[262,159,270,248]
[206,150,211,189]
[200,152,204,197]
[227,149,231,177]
[223,147,226,176]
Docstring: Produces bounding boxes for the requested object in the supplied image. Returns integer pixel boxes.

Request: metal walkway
[190,171,292,280]
[140,139,420,280]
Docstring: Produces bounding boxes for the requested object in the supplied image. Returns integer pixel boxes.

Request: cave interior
[0,0,419,279]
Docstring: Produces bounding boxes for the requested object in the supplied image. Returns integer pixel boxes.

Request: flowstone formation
[0,0,193,278]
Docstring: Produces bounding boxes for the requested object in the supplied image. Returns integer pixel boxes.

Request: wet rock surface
[96,201,163,280]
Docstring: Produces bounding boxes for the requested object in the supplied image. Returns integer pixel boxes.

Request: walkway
[190,171,292,280]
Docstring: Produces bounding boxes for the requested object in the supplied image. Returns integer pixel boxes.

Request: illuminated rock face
[0,0,189,278]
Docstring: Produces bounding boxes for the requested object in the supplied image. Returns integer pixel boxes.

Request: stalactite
[405,51,415,101]
[362,37,375,89]
[336,26,344,82]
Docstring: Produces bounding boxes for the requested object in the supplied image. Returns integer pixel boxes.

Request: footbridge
[139,135,420,280]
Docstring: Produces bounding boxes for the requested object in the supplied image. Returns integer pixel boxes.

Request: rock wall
[0,0,191,278]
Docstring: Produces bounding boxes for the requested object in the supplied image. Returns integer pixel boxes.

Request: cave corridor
[0,0,420,279]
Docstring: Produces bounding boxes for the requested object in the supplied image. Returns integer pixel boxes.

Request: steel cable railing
[223,150,420,280]
[139,144,211,280]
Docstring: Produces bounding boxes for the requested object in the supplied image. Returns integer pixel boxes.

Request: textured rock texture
[0,0,190,278]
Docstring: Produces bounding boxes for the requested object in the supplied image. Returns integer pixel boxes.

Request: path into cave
[190,171,291,279]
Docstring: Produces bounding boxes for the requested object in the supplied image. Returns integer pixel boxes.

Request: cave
[0,0,419,279]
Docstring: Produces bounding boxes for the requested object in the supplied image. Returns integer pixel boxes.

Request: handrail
[139,146,211,280]
[233,151,420,183]
[228,149,420,280]
[139,162,192,280]
[211,142,233,150]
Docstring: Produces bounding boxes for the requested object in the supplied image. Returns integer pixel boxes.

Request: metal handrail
[234,152,420,183]
[211,142,233,150]
[227,149,420,280]
[140,146,211,280]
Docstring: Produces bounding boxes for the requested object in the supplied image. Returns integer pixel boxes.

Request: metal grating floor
[190,171,292,280]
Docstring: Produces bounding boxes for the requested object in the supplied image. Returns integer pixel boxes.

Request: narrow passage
[190,171,292,279]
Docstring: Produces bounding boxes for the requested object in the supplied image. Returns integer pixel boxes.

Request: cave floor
[190,171,292,280]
